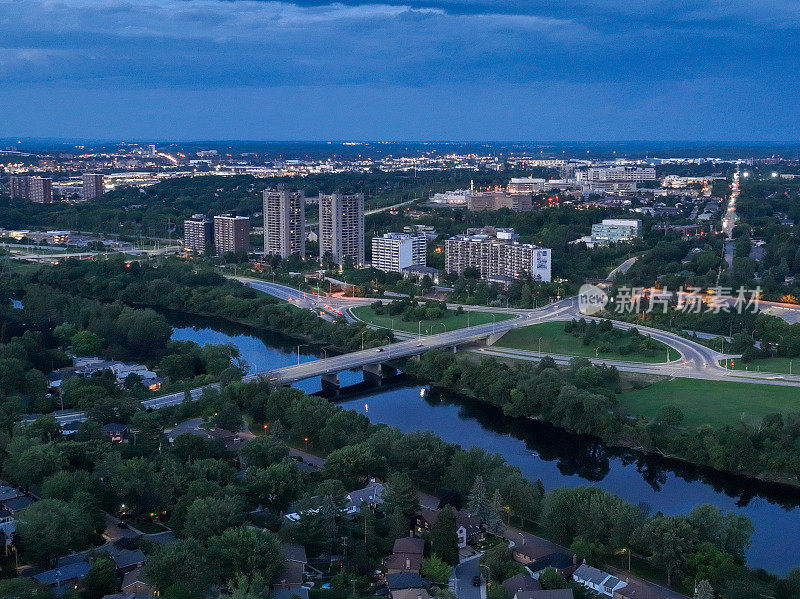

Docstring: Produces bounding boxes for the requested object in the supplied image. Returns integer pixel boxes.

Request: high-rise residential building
[183,214,214,252]
[371,233,427,273]
[590,219,642,244]
[263,187,306,259]
[82,173,105,199]
[319,192,364,266]
[445,227,551,282]
[10,176,52,203]
[213,214,250,255]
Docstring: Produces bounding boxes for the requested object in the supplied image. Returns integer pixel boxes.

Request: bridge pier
[363,362,391,386]
[321,372,340,396]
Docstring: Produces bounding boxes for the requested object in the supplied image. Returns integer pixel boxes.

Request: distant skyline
[1,0,799,141]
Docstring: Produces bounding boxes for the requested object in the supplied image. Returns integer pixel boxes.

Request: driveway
[453,554,486,599]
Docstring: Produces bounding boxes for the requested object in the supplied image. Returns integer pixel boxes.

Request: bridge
[244,299,577,389]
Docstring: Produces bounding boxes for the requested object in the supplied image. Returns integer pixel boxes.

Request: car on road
[472,576,481,587]
[375,348,383,352]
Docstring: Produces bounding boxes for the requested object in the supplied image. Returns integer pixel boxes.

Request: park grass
[617,377,800,428]
[494,321,680,363]
[720,356,800,375]
[350,305,513,335]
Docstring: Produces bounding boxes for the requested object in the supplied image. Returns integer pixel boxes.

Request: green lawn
[617,377,800,428]
[350,306,513,335]
[494,321,680,363]
[720,356,800,375]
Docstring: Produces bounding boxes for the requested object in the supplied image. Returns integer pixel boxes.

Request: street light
[296,344,309,366]
[479,564,491,587]
[361,330,367,350]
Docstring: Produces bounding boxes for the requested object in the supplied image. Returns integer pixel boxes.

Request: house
[392,589,432,599]
[0,516,15,551]
[272,588,310,599]
[0,486,21,502]
[281,543,307,565]
[512,543,556,566]
[273,561,305,590]
[102,423,129,443]
[103,547,147,573]
[33,560,91,596]
[61,421,82,436]
[572,564,627,597]
[504,573,542,598]
[613,581,662,599]
[344,481,384,515]
[513,544,577,579]
[386,536,425,574]
[456,512,485,548]
[517,591,574,599]
[414,507,442,535]
[121,566,155,596]
[1,495,36,515]
[386,573,430,592]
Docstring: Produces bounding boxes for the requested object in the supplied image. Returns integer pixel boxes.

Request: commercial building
[213,214,250,255]
[183,214,214,252]
[445,228,551,282]
[507,177,576,194]
[263,188,306,259]
[575,167,656,183]
[467,192,532,212]
[10,176,53,203]
[371,233,427,273]
[430,189,472,205]
[82,173,105,199]
[590,219,642,244]
[319,192,364,266]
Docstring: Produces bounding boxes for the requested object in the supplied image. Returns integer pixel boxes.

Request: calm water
[170,315,800,574]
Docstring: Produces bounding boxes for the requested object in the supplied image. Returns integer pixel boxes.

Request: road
[453,554,485,599]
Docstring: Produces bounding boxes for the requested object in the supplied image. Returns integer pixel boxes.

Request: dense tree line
[564,318,667,358]
[406,349,800,486]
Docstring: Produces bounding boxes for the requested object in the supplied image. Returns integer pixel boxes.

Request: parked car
[472,576,481,587]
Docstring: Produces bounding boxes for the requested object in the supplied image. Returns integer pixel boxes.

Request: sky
[0,0,799,141]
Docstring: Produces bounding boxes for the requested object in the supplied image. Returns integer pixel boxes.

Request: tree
[83,557,119,599]
[420,555,451,584]
[184,496,246,540]
[17,499,94,566]
[466,475,489,519]
[485,490,504,535]
[539,567,566,590]
[694,580,714,599]
[430,506,459,566]
[145,539,210,593]
[0,578,54,599]
[207,527,283,584]
[240,435,288,469]
[381,474,419,523]
[225,573,270,599]
[635,515,696,586]
[214,402,243,432]
[71,330,104,356]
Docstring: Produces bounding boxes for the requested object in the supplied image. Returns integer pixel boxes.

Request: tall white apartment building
[319,192,364,266]
[263,187,305,259]
[371,233,427,273]
[445,228,551,282]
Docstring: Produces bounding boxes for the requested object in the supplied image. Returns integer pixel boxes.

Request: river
[170,315,800,574]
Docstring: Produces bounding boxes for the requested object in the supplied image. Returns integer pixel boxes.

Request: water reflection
[166,313,800,574]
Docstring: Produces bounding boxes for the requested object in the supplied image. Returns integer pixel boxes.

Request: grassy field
[350,306,513,335]
[720,356,800,375]
[617,377,800,428]
[495,321,680,363]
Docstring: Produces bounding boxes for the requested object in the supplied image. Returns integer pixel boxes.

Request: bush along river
[169,313,800,574]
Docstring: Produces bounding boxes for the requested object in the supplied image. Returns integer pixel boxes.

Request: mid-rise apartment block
[575,166,656,182]
[183,214,214,252]
[263,188,305,259]
[445,227,551,282]
[319,192,364,266]
[467,191,532,212]
[213,214,250,255]
[10,176,53,203]
[82,173,105,199]
[371,233,427,273]
[590,219,642,244]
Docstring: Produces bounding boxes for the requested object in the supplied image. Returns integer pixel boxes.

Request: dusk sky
[1,0,798,141]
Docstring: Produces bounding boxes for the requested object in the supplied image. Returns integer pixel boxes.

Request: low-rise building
[572,563,627,597]
[590,219,642,245]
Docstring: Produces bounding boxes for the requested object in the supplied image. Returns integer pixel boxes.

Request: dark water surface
[170,314,800,574]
